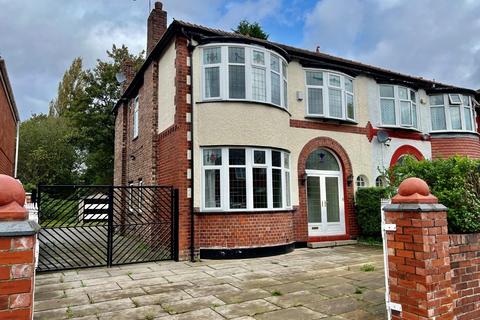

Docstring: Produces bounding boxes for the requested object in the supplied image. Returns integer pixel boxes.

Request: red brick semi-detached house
[113,1,480,260]
[0,57,20,177]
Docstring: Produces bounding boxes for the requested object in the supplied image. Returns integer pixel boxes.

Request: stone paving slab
[163,295,225,314]
[254,306,326,320]
[34,246,387,320]
[214,299,279,319]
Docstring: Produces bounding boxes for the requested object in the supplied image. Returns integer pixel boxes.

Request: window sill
[377,125,421,133]
[195,208,296,215]
[429,131,479,137]
[196,99,291,116]
[304,115,358,125]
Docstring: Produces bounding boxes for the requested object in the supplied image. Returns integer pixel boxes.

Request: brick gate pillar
[383,177,454,320]
[0,174,40,320]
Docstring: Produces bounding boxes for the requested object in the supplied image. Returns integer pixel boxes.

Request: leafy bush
[390,156,480,234]
[355,187,389,237]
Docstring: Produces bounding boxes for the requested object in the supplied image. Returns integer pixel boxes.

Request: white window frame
[356,175,368,188]
[375,176,385,187]
[429,94,475,133]
[304,69,355,121]
[202,148,223,209]
[379,85,418,129]
[201,147,292,212]
[448,94,462,105]
[202,47,222,100]
[200,44,288,109]
[133,96,139,139]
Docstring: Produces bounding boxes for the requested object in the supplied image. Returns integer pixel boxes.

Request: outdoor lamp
[347,174,354,186]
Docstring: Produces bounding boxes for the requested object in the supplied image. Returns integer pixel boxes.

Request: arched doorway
[305,148,345,236]
[389,145,424,168]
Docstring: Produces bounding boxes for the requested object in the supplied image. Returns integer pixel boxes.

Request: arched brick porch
[296,137,358,242]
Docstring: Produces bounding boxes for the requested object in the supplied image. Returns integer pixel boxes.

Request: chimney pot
[155,1,162,10]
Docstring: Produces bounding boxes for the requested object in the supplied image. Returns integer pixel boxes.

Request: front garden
[355,156,480,238]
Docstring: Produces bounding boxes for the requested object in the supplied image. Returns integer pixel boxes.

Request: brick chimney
[147,1,167,56]
[121,59,135,93]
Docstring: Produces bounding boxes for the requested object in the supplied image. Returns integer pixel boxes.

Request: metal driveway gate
[36,185,178,272]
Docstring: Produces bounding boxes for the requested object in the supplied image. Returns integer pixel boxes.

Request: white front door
[306,171,345,236]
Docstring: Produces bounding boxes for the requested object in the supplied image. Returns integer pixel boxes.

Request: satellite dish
[115,72,126,83]
[377,130,390,144]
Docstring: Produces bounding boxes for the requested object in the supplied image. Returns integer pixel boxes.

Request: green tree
[17,115,79,190]
[233,20,269,40]
[63,45,144,184]
[48,57,86,117]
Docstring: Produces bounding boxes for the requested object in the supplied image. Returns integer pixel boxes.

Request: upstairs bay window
[202,147,291,211]
[430,94,475,132]
[305,70,355,121]
[201,45,288,109]
[379,85,418,128]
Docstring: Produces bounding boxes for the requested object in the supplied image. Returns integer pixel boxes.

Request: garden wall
[449,234,480,320]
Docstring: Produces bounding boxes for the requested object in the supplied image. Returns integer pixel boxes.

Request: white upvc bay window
[202,147,291,211]
[430,94,475,132]
[305,69,355,121]
[379,84,418,128]
[201,44,288,109]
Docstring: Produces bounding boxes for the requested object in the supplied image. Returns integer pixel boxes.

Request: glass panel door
[307,176,321,223]
[306,173,345,236]
[325,176,340,222]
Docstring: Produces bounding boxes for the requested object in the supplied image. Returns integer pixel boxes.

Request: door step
[307,239,358,248]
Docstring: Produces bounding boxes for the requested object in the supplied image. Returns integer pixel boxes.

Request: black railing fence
[37,185,178,272]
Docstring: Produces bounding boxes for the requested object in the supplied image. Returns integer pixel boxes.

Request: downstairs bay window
[201,44,288,109]
[305,70,355,121]
[379,84,418,128]
[202,147,291,211]
[429,94,475,132]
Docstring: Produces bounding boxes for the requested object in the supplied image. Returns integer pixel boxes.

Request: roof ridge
[173,19,470,91]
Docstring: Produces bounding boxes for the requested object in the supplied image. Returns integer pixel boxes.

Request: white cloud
[303,0,480,89]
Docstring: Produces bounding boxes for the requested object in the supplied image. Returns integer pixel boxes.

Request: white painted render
[157,41,176,133]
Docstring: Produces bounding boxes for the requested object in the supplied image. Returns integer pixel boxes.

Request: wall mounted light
[130,155,136,161]
[301,172,308,185]
[347,174,354,186]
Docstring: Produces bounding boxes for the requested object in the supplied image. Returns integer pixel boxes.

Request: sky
[1,0,479,120]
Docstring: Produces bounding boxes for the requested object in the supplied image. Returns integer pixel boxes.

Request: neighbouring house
[113,2,480,260]
[0,57,20,177]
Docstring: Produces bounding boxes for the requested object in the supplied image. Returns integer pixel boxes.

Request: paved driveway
[34,245,386,320]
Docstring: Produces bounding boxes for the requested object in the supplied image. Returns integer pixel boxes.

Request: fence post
[106,186,114,267]
[0,174,40,320]
[383,177,453,319]
[172,188,179,262]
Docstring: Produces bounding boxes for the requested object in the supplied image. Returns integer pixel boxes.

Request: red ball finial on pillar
[392,177,438,204]
[0,174,27,221]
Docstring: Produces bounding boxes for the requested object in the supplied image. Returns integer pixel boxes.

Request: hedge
[389,156,480,234]
[355,187,389,237]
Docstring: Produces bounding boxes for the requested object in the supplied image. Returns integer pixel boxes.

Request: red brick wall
[113,104,127,186]
[296,137,358,242]
[0,78,16,176]
[0,236,36,320]
[123,62,159,186]
[195,211,295,248]
[449,234,480,320]
[431,135,480,159]
[156,35,192,259]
